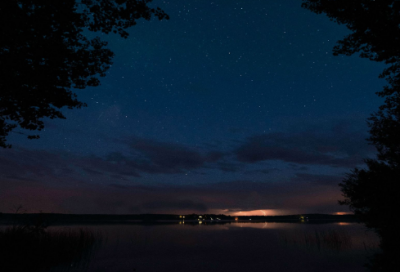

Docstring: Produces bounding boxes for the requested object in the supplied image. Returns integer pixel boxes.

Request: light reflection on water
[48,222,379,272]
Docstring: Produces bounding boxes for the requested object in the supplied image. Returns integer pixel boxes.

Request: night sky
[0,0,387,215]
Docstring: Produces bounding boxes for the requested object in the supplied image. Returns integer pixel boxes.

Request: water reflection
[0,222,380,272]
[66,222,378,272]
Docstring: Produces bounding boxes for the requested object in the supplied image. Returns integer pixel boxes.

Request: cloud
[108,183,130,189]
[80,154,142,177]
[0,171,344,214]
[194,178,344,213]
[0,147,79,183]
[291,173,342,186]
[130,138,206,170]
[216,162,242,172]
[234,126,375,168]
[121,137,225,174]
[0,137,229,190]
[209,180,275,192]
[142,200,208,212]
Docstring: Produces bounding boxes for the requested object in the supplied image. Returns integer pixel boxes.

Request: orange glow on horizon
[212,209,351,216]
[229,209,282,216]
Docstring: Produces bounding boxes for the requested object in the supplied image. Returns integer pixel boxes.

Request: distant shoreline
[0,213,358,225]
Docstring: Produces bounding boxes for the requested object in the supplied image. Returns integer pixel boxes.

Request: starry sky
[0,0,388,215]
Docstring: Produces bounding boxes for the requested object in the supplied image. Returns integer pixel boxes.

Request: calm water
[45,222,379,272]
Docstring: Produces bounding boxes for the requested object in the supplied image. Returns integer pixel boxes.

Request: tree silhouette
[301,0,400,97]
[302,1,400,270]
[0,0,168,147]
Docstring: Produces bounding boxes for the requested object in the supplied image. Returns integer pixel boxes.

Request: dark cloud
[0,128,357,216]
[78,155,142,177]
[209,180,276,192]
[107,183,160,192]
[291,173,342,186]
[108,183,130,189]
[234,127,375,168]
[0,147,78,182]
[0,138,228,187]
[243,169,277,175]
[0,171,344,214]
[142,200,208,212]
[205,151,225,162]
[117,137,226,174]
[130,138,214,171]
[216,162,241,172]
[80,167,104,176]
[109,174,129,181]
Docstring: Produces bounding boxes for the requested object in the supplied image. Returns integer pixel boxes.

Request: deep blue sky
[0,0,387,215]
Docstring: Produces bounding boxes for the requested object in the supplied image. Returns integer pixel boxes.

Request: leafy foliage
[302,0,400,225]
[301,0,400,97]
[339,161,399,231]
[0,0,168,147]
[302,1,400,270]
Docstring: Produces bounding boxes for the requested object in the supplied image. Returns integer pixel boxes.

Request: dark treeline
[0,212,357,225]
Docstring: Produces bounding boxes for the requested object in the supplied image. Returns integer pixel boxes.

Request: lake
[42,222,380,272]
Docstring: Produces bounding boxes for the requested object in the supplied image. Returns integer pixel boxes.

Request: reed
[279,228,352,252]
[0,225,101,272]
